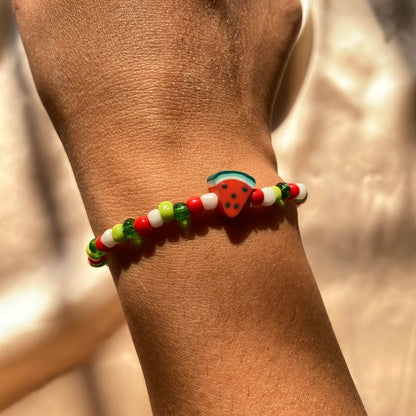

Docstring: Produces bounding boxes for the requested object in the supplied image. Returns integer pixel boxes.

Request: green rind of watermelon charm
[207,171,256,218]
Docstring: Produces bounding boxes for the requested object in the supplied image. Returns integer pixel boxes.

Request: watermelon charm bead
[207,171,256,218]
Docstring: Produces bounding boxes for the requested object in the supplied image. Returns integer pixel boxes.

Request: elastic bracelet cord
[86,171,308,267]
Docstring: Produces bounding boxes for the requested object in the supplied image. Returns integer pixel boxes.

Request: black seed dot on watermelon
[225,202,231,208]
[222,184,228,189]
[234,203,239,209]
[242,187,248,192]
[231,193,237,199]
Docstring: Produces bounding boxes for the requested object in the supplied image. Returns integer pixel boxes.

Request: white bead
[200,193,218,210]
[148,209,164,228]
[101,228,117,248]
[261,187,276,206]
[294,183,308,203]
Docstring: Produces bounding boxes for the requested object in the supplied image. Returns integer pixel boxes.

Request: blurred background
[1,0,415,414]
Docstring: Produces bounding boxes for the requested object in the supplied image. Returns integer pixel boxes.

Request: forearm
[115,206,364,415]
[14,0,367,414]
[60,118,366,416]
[73,128,364,415]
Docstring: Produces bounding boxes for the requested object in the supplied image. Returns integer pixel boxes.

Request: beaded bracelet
[86,171,308,267]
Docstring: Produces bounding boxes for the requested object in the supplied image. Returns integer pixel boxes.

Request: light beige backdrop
[1,0,415,414]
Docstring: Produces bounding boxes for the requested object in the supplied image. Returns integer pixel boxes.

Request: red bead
[88,256,106,267]
[95,235,113,252]
[287,183,300,200]
[134,215,153,234]
[88,256,105,265]
[186,196,204,215]
[248,188,264,206]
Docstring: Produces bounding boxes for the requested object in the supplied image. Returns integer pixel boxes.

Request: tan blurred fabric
[1,0,415,415]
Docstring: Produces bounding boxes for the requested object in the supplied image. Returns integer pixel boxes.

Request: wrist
[64,104,280,234]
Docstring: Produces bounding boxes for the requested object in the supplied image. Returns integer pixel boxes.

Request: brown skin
[14,1,367,414]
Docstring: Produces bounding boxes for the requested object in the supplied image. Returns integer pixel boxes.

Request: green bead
[86,240,104,259]
[158,201,175,222]
[112,223,127,243]
[270,186,282,203]
[122,218,137,238]
[89,238,104,256]
[173,202,191,222]
[277,182,291,200]
[130,235,143,248]
[180,219,190,228]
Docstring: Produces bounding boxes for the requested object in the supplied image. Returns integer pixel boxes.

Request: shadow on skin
[110,201,299,282]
